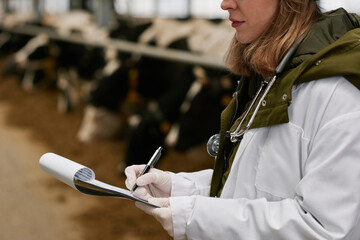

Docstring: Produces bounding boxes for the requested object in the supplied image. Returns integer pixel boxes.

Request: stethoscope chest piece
[207,134,220,157]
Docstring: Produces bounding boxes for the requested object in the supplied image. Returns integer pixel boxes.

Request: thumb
[136,170,163,186]
[135,197,169,215]
[148,197,170,207]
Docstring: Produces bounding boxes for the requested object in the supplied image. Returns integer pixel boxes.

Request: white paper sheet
[40,153,93,188]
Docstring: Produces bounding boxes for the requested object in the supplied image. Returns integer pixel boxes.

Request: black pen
[131,146,163,192]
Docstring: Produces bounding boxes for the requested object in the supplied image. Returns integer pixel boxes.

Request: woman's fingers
[135,198,169,215]
[125,166,171,198]
[132,186,153,201]
[135,198,174,237]
[124,164,146,189]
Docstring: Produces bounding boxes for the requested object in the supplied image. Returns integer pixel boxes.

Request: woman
[125,0,360,239]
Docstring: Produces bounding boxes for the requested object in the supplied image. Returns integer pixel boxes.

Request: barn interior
[0,1,358,240]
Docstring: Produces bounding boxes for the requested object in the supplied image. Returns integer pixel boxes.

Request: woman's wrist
[170,196,196,240]
[170,172,197,197]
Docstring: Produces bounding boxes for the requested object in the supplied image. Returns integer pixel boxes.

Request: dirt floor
[0,57,214,240]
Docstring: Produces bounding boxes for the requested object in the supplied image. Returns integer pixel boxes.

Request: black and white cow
[76,17,236,167]
[1,13,236,167]
[2,11,109,111]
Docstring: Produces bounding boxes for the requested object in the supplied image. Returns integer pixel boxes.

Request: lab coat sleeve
[170,113,360,240]
[170,169,213,197]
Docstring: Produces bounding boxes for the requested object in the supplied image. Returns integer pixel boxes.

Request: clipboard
[39,153,159,208]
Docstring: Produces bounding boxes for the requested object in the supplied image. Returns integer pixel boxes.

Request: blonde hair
[225,0,322,78]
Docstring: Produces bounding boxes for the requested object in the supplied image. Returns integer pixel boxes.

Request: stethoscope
[207,37,304,157]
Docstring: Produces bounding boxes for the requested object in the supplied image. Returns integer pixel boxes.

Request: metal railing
[0,23,227,69]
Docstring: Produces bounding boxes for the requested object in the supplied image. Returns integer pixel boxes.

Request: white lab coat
[169,76,360,240]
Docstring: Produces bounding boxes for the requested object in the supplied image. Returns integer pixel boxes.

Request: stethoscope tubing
[207,36,304,157]
[229,74,277,142]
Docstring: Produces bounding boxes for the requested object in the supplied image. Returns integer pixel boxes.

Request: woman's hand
[125,166,173,237]
[125,165,172,200]
[135,198,174,238]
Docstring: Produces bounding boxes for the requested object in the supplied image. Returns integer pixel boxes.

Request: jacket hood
[289,8,360,70]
